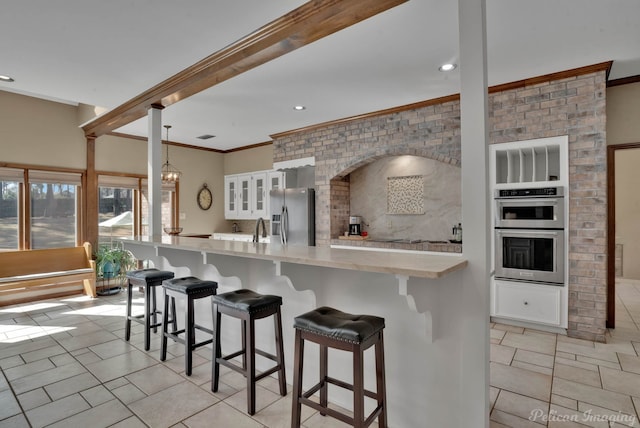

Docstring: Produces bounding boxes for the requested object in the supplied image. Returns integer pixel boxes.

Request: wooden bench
[0,243,96,306]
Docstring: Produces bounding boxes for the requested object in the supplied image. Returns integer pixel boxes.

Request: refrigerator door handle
[281,206,288,244]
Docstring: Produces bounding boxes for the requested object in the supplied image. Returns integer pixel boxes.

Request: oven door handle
[495,229,561,236]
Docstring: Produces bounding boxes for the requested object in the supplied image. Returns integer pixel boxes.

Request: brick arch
[321,150,461,245]
[330,146,460,179]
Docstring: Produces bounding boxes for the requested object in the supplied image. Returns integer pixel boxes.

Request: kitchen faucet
[253,217,267,242]
[232,222,239,233]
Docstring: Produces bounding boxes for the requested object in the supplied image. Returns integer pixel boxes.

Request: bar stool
[125,268,175,351]
[291,306,387,428]
[160,276,218,376]
[211,289,287,415]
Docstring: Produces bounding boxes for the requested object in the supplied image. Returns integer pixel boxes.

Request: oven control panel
[496,187,563,198]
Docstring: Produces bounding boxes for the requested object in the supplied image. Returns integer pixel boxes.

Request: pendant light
[161,125,182,183]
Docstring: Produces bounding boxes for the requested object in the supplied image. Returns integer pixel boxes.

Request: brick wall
[272,70,608,341]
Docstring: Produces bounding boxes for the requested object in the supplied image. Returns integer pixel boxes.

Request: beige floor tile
[490,387,499,410]
[598,337,638,356]
[554,363,602,388]
[491,343,516,364]
[183,401,263,428]
[125,364,186,396]
[0,389,22,421]
[600,366,640,397]
[491,409,544,427]
[491,329,506,341]
[493,323,525,334]
[547,404,607,428]
[4,358,54,381]
[89,339,133,359]
[557,335,596,347]
[490,362,552,402]
[552,377,636,415]
[84,349,157,383]
[494,390,549,422]
[46,399,133,428]
[20,344,67,363]
[577,402,639,428]
[511,360,553,376]
[111,383,147,405]
[56,329,119,352]
[619,353,640,375]
[24,393,90,428]
[557,342,619,363]
[128,381,217,428]
[16,388,50,411]
[514,349,555,368]
[0,355,24,370]
[557,351,577,360]
[80,385,115,407]
[490,421,512,428]
[555,357,599,372]
[550,393,577,410]
[10,361,87,395]
[224,384,282,415]
[253,395,317,428]
[502,331,556,355]
[576,355,621,370]
[44,372,100,401]
[109,415,148,428]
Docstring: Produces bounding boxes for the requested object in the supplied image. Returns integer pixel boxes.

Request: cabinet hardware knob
[523,301,529,305]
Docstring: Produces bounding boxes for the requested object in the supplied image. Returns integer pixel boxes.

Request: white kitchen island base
[122,236,480,428]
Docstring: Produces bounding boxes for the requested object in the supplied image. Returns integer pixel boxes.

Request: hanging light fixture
[161,125,182,183]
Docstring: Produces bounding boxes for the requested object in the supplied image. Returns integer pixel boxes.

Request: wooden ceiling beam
[82,0,408,138]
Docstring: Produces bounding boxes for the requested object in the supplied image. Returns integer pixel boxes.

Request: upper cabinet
[490,136,568,188]
[224,169,284,220]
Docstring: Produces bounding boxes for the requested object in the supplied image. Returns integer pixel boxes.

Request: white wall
[349,155,461,241]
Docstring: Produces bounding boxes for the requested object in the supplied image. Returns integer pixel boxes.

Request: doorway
[607,142,640,328]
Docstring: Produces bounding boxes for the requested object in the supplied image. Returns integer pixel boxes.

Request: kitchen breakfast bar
[121,236,471,427]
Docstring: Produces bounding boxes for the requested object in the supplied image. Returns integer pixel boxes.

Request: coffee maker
[349,216,362,236]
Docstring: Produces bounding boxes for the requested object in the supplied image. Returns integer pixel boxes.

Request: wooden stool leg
[144,283,151,351]
[274,307,287,396]
[246,316,256,415]
[353,345,365,428]
[185,296,194,376]
[160,290,169,361]
[241,319,247,370]
[291,329,304,428]
[376,332,388,428]
[151,285,158,333]
[171,296,177,332]
[125,281,133,341]
[211,305,222,392]
[319,343,328,415]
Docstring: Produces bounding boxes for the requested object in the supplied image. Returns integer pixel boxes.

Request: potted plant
[95,243,136,295]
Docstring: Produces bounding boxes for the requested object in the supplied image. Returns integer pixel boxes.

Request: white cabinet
[224,170,282,220]
[268,171,285,192]
[237,174,252,218]
[491,136,567,187]
[251,172,267,219]
[490,136,569,329]
[492,280,561,326]
[224,176,238,219]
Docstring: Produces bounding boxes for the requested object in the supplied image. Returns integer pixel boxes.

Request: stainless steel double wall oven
[494,187,565,285]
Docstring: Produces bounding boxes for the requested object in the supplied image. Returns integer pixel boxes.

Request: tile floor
[0,279,639,427]
[490,278,640,427]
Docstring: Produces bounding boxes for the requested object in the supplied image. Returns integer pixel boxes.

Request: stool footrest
[299,389,382,428]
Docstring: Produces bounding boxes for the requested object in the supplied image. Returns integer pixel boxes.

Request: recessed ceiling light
[438,63,457,72]
[0,75,15,82]
[293,105,306,111]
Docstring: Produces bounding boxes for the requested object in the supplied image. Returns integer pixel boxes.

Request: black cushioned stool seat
[291,306,387,428]
[211,289,287,415]
[160,276,217,376]
[125,268,175,351]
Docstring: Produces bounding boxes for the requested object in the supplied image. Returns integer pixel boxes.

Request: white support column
[148,105,163,237]
[458,0,490,427]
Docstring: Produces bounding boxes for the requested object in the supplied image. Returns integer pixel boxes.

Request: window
[29,171,81,249]
[0,168,22,250]
[97,176,138,247]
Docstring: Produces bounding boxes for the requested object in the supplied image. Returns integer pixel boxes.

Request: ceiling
[2,1,639,152]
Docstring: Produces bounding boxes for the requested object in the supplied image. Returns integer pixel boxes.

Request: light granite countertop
[121,235,467,279]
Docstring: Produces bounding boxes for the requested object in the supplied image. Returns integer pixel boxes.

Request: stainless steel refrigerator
[269,188,315,246]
